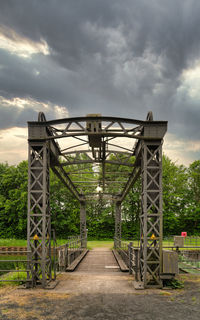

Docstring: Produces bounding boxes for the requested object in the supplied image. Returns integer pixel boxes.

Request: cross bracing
[28,114,167,202]
[27,112,167,288]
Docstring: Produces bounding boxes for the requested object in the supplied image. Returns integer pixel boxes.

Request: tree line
[0,156,199,239]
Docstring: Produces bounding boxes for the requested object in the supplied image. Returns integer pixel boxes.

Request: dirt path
[0,248,200,319]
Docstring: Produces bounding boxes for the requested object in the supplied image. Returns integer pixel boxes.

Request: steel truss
[114,202,121,248]
[27,112,167,288]
[139,141,163,288]
[27,142,51,287]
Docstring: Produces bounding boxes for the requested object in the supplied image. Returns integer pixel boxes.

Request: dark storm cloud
[0,0,200,140]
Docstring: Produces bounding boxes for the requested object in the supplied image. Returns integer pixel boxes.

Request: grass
[0,271,27,287]
[87,240,114,250]
[0,237,200,249]
[0,256,28,276]
[0,238,77,247]
[0,255,29,287]
[0,239,27,247]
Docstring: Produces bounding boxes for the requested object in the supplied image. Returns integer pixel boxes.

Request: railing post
[80,201,87,248]
[65,244,68,270]
[115,202,121,248]
[134,248,139,281]
[128,242,133,274]
[52,229,56,280]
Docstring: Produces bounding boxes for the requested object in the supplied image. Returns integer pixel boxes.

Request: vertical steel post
[139,140,163,288]
[114,201,121,248]
[27,141,51,287]
[128,242,133,274]
[80,201,87,248]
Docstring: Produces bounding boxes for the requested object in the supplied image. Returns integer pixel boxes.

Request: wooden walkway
[55,248,133,294]
[75,248,120,273]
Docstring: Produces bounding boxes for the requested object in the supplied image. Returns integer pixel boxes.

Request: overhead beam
[119,165,141,202]
[28,115,167,127]
[51,165,84,201]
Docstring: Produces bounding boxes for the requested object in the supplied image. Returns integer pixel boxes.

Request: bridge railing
[128,244,140,281]
[114,237,129,267]
[114,237,140,278]
[56,235,87,271]
[0,249,33,286]
[114,236,200,281]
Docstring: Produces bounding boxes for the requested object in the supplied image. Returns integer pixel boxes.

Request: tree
[162,155,190,235]
[183,160,200,233]
[0,161,28,238]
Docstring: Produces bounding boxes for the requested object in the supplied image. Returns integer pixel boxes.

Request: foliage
[0,270,27,287]
[0,155,199,240]
[163,278,184,289]
[0,161,28,238]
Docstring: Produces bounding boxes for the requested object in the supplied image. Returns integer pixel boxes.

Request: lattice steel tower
[27,111,167,288]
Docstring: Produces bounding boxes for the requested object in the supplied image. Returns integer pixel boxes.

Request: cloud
[0,127,28,164]
[0,95,69,129]
[0,0,200,165]
[164,133,200,166]
[0,25,49,58]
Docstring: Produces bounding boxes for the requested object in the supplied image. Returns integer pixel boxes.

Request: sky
[0,0,200,166]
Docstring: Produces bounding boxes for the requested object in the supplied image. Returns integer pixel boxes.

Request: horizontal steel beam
[29,132,166,141]
[28,115,168,127]
[52,166,84,201]
[61,149,133,156]
[61,160,134,167]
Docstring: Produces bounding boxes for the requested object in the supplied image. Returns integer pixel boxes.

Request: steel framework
[27,111,167,288]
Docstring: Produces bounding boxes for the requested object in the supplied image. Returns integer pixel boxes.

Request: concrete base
[45,280,59,289]
[133,281,144,290]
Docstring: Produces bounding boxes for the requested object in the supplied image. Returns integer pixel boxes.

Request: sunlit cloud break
[0,25,49,58]
[0,95,69,117]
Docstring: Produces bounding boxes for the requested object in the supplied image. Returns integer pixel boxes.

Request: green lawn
[0,237,199,249]
[87,240,114,250]
[0,239,27,247]
[0,239,74,247]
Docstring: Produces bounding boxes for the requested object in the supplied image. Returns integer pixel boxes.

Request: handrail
[114,237,140,279]
[0,252,33,284]
[55,235,87,271]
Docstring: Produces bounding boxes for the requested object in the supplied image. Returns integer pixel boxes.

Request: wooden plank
[112,249,129,272]
[66,249,89,271]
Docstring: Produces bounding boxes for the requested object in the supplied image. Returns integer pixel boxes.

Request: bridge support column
[139,140,163,288]
[114,201,121,248]
[80,201,87,248]
[27,141,51,288]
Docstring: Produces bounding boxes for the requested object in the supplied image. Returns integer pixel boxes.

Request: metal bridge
[27,111,167,288]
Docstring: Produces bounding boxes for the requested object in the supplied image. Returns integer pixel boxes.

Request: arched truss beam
[28,113,167,202]
[28,116,167,141]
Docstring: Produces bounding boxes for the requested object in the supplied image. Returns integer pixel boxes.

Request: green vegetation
[0,255,27,276]
[87,240,114,249]
[163,278,184,289]
[0,156,199,240]
[0,239,27,246]
[0,271,27,287]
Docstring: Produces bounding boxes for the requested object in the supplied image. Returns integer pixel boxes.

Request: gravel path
[0,248,199,319]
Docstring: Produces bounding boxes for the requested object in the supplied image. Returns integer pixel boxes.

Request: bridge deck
[55,248,133,294]
[75,248,120,273]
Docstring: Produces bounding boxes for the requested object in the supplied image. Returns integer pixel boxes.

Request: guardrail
[114,236,200,281]
[56,235,87,271]
[0,250,33,285]
[163,236,200,248]
[114,237,129,267]
[114,237,140,278]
